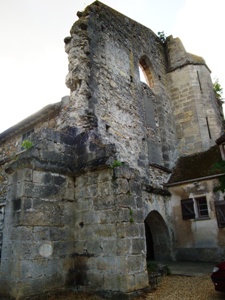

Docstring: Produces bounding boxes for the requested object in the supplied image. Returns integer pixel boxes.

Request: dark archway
[144,220,154,260]
[144,210,171,261]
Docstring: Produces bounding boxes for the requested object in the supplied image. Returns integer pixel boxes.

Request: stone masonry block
[114,178,130,195]
[95,223,116,238]
[113,165,135,180]
[129,180,141,195]
[116,238,132,255]
[42,272,65,291]
[53,241,75,257]
[93,195,115,210]
[20,258,56,279]
[118,208,131,222]
[75,174,88,188]
[24,198,33,211]
[76,200,91,212]
[33,170,46,184]
[131,238,146,255]
[24,182,63,199]
[63,187,75,201]
[103,273,126,291]
[98,181,113,197]
[126,274,135,292]
[86,239,103,256]
[96,256,118,273]
[85,271,104,289]
[8,226,34,242]
[126,255,143,274]
[7,183,25,199]
[97,169,113,182]
[13,208,63,227]
[115,194,136,208]
[8,169,33,185]
[134,271,149,290]
[103,239,117,255]
[49,227,74,242]
[87,184,98,198]
[116,223,140,238]
[75,185,90,200]
[16,241,42,261]
[133,209,144,223]
[75,224,95,242]
[77,210,100,225]
[98,209,117,224]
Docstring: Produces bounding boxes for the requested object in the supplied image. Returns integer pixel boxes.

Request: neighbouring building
[0,1,225,299]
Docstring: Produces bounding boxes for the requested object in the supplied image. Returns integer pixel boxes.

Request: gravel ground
[144,274,224,300]
[45,274,225,300]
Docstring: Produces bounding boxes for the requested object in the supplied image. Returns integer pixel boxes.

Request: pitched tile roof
[168,145,222,184]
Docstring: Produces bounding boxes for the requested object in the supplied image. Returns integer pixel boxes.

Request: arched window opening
[139,66,148,85]
[139,57,154,89]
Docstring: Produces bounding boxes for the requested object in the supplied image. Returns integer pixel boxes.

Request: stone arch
[139,55,155,89]
[144,210,171,261]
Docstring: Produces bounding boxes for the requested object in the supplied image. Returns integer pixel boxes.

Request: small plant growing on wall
[21,140,33,150]
[157,31,167,43]
[110,160,124,168]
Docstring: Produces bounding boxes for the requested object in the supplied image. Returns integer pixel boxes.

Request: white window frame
[194,196,209,219]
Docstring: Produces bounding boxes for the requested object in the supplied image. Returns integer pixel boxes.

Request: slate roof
[167,145,222,185]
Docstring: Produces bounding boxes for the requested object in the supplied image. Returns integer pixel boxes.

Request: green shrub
[21,140,33,150]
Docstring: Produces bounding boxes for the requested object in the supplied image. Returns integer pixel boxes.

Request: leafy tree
[213,78,223,100]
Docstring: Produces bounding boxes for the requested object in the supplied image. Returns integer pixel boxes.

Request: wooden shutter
[181,198,195,220]
[215,201,225,228]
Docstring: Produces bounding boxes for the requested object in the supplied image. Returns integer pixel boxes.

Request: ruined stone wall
[0,125,150,299]
[61,1,177,176]
[0,113,59,264]
[1,1,224,298]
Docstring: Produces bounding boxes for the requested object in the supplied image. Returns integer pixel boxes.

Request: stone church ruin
[0,1,225,299]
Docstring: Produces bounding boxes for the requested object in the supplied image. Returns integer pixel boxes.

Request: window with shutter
[215,201,225,228]
[181,196,209,220]
[181,198,195,220]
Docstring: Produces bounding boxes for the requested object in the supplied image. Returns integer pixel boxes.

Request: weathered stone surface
[0,1,224,299]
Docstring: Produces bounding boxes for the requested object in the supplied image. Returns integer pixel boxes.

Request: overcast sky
[0,0,224,133]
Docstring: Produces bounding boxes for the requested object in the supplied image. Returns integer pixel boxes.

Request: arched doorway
[144,210,171,261]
